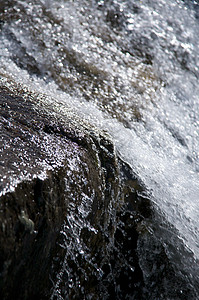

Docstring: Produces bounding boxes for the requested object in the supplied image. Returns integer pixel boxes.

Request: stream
[0,0,199,298]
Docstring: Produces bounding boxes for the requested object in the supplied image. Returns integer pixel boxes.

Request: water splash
[1,0,199,286]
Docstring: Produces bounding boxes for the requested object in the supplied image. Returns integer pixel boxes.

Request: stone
[0,77,119,299]
[0,77,198,299]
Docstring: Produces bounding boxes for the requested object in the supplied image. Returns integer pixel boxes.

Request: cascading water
[1,0,199,297]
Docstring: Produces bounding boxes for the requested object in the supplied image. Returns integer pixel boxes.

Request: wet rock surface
[1,0,199,299]
[0,79,119,299]
[0,79,198,299]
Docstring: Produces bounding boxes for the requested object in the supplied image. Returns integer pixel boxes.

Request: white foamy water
[1,0,199,280]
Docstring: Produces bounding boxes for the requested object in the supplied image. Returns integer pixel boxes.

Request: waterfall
[1,0,199,296]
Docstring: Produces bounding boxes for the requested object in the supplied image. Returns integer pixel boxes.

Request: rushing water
[1,0,199,295]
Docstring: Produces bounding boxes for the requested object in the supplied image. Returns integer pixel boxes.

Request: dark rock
[0,77,198,299]
[0,78,120,299]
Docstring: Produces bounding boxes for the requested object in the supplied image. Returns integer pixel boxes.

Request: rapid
[0,0,199,296]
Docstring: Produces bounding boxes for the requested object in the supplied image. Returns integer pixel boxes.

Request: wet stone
[0,78,198,299]
[0,79,117,299]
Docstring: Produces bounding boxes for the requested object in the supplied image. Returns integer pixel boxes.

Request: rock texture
[0,78,120,299]
[0,78,198,299]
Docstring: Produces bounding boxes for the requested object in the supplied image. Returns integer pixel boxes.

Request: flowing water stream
[1,0,199,296]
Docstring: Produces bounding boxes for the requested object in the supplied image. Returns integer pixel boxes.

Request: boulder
[0,78,198,299]
[0,78,120,299]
